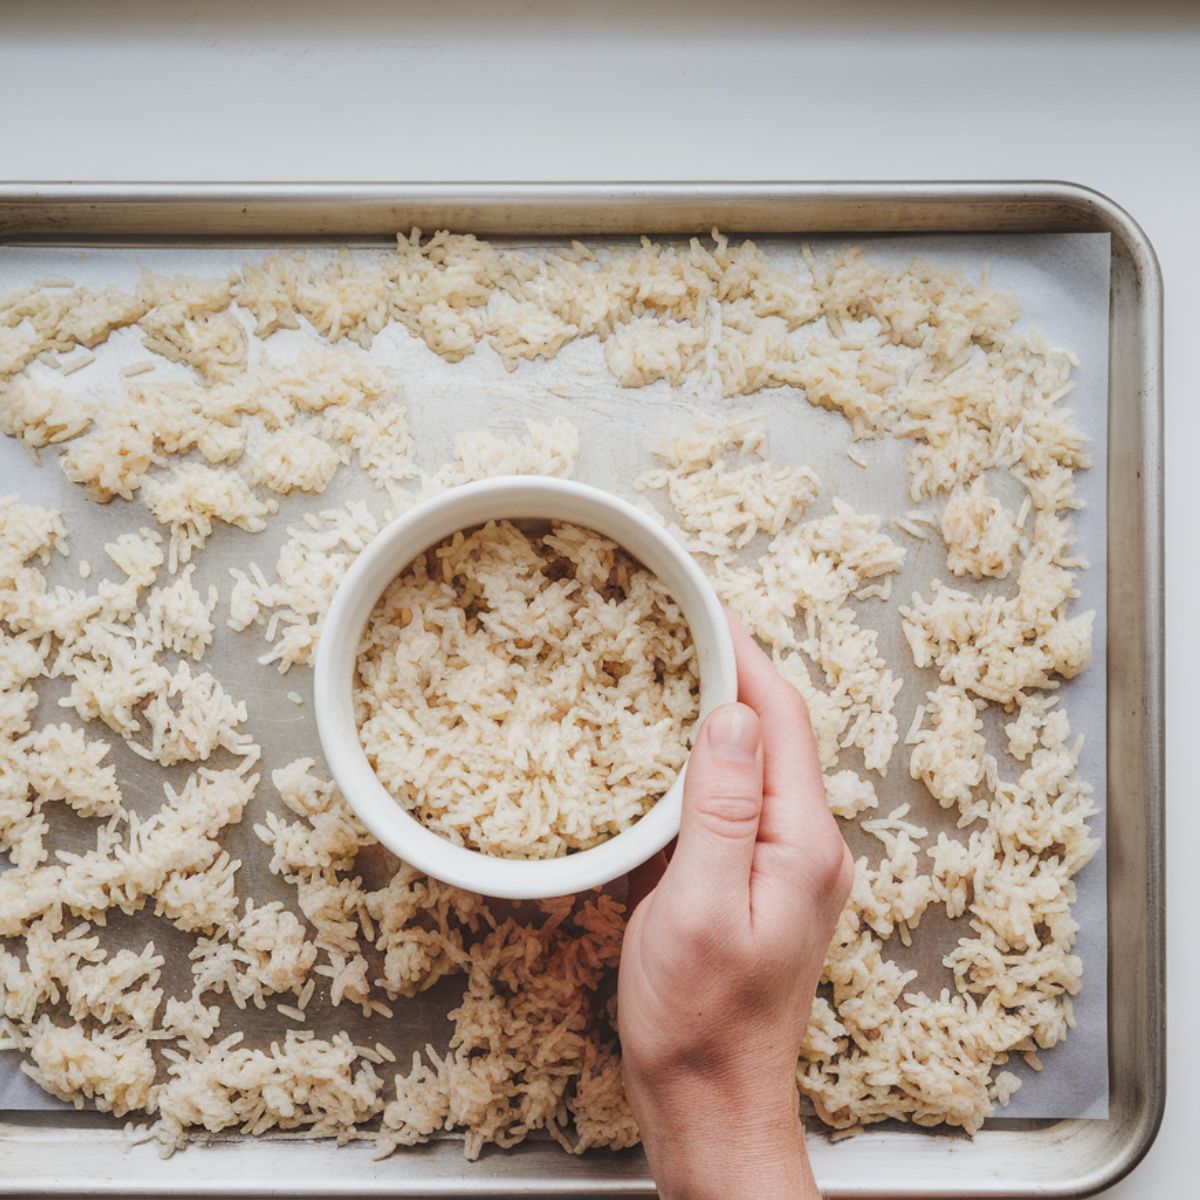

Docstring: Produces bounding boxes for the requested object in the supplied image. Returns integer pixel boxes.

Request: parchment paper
[0,232,1110,1122]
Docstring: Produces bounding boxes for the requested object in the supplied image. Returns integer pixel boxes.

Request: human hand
[617,616,854,1200]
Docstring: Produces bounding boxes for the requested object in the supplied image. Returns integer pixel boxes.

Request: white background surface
[0,1,1193,1194]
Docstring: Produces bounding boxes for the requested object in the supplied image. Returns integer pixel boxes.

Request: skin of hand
[617,615,854,1200]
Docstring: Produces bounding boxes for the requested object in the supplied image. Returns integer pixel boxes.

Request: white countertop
[1,2,1193,1195]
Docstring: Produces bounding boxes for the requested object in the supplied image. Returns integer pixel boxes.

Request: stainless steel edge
[0,181,1165,1199]
[1077,183,1166,1198]
[0,180,1144,242]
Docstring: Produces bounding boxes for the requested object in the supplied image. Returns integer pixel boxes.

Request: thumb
[668,702,764,905]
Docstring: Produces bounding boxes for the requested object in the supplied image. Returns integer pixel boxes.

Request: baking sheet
[0,231,1109,1124]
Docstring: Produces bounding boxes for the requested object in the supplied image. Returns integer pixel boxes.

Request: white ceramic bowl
[314,475,737,900]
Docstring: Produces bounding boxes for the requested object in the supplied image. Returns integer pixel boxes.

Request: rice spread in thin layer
[0,230,1098,1156]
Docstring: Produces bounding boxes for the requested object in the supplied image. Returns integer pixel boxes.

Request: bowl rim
[313,474,737,900]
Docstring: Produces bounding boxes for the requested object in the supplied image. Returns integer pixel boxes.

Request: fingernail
[707,705,760,762]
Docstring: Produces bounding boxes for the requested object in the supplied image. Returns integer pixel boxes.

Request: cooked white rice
[0,229,1097,1153]
[354,520,699,858]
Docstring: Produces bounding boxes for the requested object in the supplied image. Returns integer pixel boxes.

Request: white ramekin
[313,475,737,900]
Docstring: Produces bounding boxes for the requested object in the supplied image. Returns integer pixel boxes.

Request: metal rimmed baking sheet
[0,182,1163,1198]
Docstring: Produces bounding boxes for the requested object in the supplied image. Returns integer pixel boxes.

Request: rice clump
[354,520,700,858]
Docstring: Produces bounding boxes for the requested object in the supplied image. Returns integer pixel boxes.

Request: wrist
[629,1074,813,1200]
[647,1115,811,1200]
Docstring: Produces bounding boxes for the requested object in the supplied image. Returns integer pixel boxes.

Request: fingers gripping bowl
[314,476,737,899]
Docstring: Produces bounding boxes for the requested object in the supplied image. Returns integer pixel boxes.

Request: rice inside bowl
[352,518,701,858]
